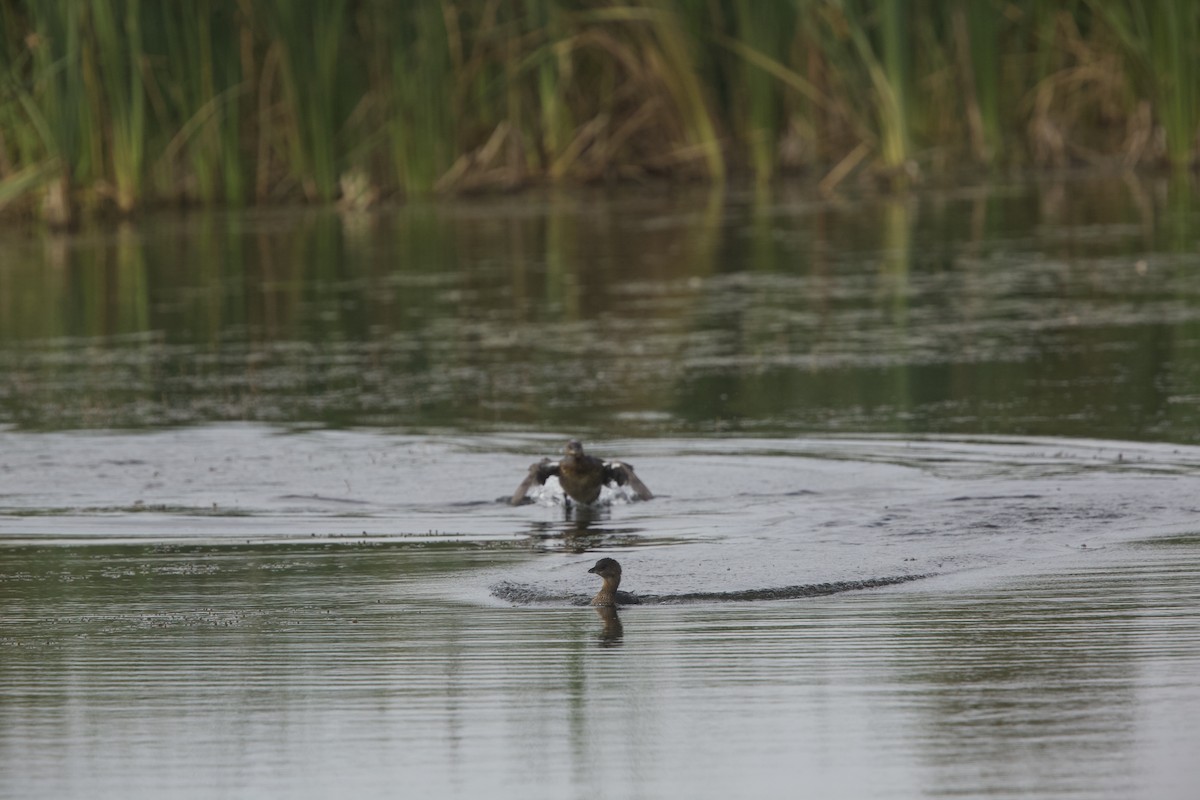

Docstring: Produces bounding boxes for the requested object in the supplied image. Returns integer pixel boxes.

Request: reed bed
[0,0,1197,220]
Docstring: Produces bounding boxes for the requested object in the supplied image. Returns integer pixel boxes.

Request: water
[4,544,1196,800]
[3,179,1200,439]
[3,176,1200,799]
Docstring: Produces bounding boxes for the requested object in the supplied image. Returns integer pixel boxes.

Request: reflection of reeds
[3,1,1200,216]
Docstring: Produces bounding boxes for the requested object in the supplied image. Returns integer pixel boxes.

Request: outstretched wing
[510,458,559,505]
[604,461,653,501]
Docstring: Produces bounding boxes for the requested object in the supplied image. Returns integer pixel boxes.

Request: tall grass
[729,0,792,185]
[1093,0,1200,169]
[151,0,248,205]
[1,0,1199,219]
[260,0,350,202]
[371,1,456,194]
[90,0,148,212]
[5,1,96,223]
[953,4,1001,164]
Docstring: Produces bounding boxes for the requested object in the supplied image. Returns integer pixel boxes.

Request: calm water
[3,177,1200,439]
[3,176,1200,799]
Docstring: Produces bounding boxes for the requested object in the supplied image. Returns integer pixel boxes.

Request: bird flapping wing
[604,461,653,501]
[509,458,559,505]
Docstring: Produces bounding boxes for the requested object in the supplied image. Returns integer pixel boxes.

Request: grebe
[587,557,624,607]
[510,440,653,506]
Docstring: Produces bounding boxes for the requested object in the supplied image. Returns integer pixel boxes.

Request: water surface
[3,177,1200,439]
[6,551,1199,800]
[3,430,1200,799]
[3,176,1200,799]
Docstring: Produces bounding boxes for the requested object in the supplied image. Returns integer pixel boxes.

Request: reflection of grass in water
[3,180,1200,439]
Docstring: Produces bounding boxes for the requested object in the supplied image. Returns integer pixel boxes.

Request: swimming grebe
[587,557,623,606]
[510,440,653,506]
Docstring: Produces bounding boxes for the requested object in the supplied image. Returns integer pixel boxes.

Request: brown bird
[510,440,653,506]
[587,557,624,606]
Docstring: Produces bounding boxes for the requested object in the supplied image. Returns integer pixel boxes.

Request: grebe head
[565,439,585,457]
[588,557,621,580]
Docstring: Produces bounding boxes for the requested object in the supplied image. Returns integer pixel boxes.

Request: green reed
[955,4,1002,164]
[1,0,1199,218]
[874,0,912,170]
[1094,0,1200,169]
[373,0,457,195]
[261,0,350,202]
[90,0,148,212]
[151,0,247,205]
[533,1,574,178]
[11,2,98,202]
[730,0,791,184]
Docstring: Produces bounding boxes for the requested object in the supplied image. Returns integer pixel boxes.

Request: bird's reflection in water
[563,502,606,525]
[526,510,644,554]
[526,518,596,552]
[593,605,623,646]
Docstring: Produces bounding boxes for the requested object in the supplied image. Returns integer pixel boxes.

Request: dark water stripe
[491,573,932,606]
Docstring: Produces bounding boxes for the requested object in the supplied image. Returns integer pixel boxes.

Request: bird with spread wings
[510,440,653,506]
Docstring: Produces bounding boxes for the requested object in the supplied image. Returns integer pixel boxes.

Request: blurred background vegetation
[1,0,1198,222]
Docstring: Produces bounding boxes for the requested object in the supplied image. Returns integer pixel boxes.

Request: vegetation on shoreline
[1,0,1198,222]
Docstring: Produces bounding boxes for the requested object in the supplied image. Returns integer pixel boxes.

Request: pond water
[2,176,1200,799]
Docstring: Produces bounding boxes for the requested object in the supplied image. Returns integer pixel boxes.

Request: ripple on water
[489,572,934,606]
[2,509,1200,800]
